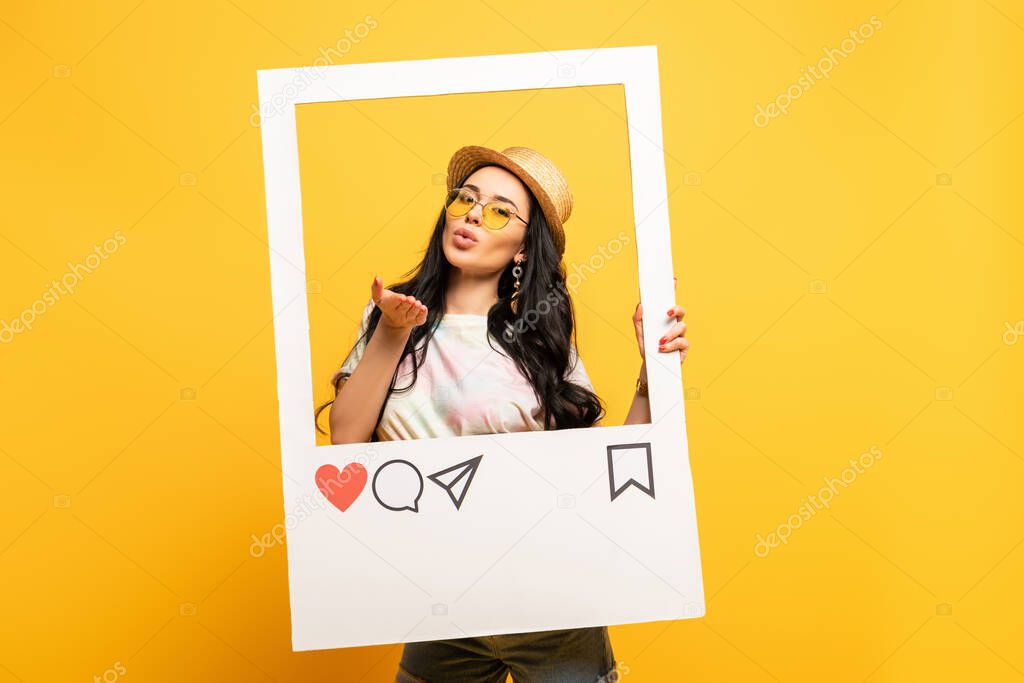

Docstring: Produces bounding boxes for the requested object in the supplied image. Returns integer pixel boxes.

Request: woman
[314,145,689,682]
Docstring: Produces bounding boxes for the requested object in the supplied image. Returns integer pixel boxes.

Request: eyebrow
[463,184,520,211]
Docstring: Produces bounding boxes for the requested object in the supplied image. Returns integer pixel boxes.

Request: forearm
[329,324,411,444]
[623,360,650,425]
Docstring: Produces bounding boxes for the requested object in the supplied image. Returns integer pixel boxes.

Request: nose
[464,202,483,226]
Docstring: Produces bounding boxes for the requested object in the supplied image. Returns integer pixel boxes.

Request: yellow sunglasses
[445,186,528,231]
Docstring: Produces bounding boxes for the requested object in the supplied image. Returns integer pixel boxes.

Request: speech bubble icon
[371,459,424,512]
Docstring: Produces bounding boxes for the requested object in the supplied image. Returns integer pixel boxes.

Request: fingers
[370,274,383,305]
[658,335,689,353]
[659,320,686,344]
[405,295,427,316]
[396,296,415,316]
[659,299,688,356]
[391,293,428,323]
[372,280,429,329]
[393,297,411,316]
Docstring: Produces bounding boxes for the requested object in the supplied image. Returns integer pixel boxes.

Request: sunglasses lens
[482,202,515,230]
[446,189,474,216]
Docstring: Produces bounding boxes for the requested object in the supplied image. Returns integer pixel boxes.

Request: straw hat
[446,145,573,255]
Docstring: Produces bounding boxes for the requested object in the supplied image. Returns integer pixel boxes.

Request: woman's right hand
[371,275,428,331]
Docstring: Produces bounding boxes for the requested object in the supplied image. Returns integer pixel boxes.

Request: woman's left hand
[632,277,688,365]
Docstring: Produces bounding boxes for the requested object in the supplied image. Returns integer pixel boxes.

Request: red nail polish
[666,308,673,316]
[658,344,665,350]
[658,337,665,344]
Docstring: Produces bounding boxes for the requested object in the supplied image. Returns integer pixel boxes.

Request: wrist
[636,372,648,397]
[377,322,413,346]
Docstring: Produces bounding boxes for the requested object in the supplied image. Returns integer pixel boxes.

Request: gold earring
[510,257,524,315]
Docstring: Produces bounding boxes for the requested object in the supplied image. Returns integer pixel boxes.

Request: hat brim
[446,145,566,255]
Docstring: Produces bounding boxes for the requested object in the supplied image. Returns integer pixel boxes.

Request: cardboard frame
[257,44,705,651]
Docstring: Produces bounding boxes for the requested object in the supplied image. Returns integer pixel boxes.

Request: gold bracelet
[636,375,648,397]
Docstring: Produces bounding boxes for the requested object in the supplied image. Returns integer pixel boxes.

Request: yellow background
[1,1,1022,681]
[297,84,642,444]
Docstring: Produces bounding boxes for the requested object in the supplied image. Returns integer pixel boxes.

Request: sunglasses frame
[445,186,528,231]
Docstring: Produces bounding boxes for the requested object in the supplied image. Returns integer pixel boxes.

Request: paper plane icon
[427,455,483,510]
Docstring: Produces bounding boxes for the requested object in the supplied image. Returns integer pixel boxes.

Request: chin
[442,243,473,270]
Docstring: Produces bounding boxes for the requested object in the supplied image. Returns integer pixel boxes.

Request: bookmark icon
[607,442,655,501]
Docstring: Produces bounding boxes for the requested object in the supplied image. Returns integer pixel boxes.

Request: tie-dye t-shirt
[331,298,596,441]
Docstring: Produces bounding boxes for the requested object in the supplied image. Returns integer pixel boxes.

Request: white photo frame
[257,44,705,652]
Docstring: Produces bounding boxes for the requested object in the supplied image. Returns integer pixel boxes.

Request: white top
[332,299,596,441]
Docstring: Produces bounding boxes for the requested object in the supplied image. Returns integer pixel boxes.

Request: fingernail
[666,308,673,316]
[658,337,665,344]
[658,344,665,351]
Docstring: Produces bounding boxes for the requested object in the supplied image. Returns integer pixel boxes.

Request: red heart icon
[315,463,367,512]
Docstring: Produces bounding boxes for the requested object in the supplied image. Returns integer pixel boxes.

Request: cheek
[478,230,521,259]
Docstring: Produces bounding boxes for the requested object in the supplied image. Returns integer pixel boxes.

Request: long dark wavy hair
[314,173,605,440]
